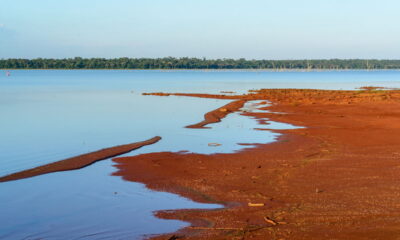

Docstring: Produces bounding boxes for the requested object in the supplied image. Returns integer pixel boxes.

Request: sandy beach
[112,88,400,239]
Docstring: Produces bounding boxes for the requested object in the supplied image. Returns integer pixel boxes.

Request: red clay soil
[186,100,246,129]
[113,89,400,240]
[0,136,161,182]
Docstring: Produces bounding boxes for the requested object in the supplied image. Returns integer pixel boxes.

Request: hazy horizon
[1,0,400,59]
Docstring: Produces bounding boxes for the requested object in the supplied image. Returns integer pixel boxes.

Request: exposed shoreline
[113,88,400,239]
[0,136,161,182]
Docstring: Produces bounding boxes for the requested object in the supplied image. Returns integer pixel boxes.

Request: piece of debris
[208,143,222,147]
[263,216,278,226]
[248,203,265,207]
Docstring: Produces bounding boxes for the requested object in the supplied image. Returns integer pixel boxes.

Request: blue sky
[1,0,399,59]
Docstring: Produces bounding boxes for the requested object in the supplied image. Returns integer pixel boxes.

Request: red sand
[0,136,161,182]
[113,89,400,239]
[186,100,246,129]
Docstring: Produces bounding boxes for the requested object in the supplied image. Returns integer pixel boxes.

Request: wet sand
[0,136,161,182]
[113,89,400,239]
[186,100,246,129]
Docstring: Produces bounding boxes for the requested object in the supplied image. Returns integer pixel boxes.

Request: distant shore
[113,88,400,240]
[2,58,400,70]
[2,68,400,72]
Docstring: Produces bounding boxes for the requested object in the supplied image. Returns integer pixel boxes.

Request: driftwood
[248,202,265,207]
[263,217,278,226]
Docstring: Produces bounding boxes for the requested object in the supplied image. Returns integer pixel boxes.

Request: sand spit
[142,92,240,100]
[0,136,161,182]
[186,100,246,129]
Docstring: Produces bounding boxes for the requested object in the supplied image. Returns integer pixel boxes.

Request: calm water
[1,70,400,239]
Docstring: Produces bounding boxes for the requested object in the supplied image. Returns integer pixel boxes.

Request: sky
[0,0,400,59]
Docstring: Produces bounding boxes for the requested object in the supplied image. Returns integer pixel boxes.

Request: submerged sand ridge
[112,88,400,239]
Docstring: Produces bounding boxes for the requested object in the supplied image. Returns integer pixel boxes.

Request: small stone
[315,188,323,193]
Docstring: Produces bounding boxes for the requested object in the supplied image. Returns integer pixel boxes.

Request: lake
[1,70,400,239]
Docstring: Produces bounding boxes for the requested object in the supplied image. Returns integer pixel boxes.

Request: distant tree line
[1,57,400,69]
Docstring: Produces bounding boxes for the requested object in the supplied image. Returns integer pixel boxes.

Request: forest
[1,58,400,69]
